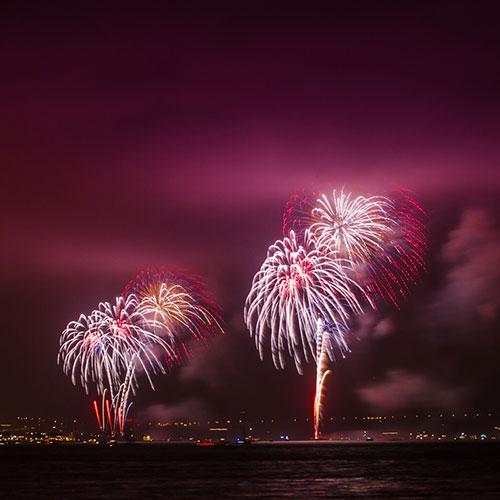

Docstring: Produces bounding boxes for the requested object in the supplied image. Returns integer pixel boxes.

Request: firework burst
[244,230,367,374]
[283,189,427,308]
[124,268,223,357]
[310,190,394,263]
[58,294,171,434]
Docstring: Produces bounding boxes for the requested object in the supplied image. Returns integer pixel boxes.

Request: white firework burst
[244,230,367,373]
[310,190,394,263]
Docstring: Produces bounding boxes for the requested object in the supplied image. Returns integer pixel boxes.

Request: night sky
[2,2,499,424]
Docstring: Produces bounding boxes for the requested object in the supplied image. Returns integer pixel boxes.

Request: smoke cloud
[433,208,500,326]
[358,369,465,412]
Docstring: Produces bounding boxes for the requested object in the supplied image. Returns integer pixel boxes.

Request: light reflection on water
[1,442,499,498]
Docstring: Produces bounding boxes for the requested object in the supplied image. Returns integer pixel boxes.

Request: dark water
[1,442,499,498]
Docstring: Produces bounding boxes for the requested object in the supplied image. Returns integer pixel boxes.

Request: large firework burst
[244,230,367,374]
[310,190,394,263]
[282,189,427,308]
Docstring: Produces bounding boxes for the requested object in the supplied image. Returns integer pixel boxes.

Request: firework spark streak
[59,269,222,436]
[244,230,367,374]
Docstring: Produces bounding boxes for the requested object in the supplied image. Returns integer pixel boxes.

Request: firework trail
[244,230,367,375]
[313,319,332,439]
[59,269,222,436]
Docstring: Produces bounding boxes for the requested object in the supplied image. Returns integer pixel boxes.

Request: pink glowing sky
[1,3,499,420]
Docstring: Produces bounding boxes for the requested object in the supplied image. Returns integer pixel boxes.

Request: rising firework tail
[93,400,103,432]
[105,398,112,431]
[313,320,332,440]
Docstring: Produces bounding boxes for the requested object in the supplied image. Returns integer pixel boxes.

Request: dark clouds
[434,209,500,325]
[358,369,465,412]
[1,2,500,421]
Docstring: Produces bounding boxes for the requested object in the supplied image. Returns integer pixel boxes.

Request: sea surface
[1,442,499,498]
